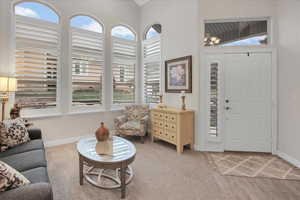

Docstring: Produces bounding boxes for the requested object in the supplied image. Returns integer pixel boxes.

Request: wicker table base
[84,165,134,189]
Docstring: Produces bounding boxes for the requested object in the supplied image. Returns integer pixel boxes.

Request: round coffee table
[77,136,136,199]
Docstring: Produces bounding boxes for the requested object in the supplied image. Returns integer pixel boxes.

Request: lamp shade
[0,77,9,92]
[0,76,17,92]
[8,77,17,92]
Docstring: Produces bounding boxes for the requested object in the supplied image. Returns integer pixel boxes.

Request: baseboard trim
[193,145,224,152]
[277,151,300,168]
[45,136,90,147]
[194,145,201,151]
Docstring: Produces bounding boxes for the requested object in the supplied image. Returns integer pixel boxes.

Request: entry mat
[207,152,300,181]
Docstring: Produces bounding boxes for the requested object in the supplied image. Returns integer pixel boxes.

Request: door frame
[198,48,278,154]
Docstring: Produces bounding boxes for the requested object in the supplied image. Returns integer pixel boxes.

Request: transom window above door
[204,19,269,47]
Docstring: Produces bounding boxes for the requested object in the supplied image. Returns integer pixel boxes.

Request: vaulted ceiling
[133,0,151,6]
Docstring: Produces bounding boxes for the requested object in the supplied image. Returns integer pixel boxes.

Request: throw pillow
[0,118,30,152]
[0,161,30,192]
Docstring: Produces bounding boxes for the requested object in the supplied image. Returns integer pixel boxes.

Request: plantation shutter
[112,37,136,104]
[71,27,104,106]
[209,62,219,137]
[15,16,59,109]
[143,36,161,103]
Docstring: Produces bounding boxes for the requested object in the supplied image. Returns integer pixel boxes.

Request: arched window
[111,25,137,104]
[14,2,60,110]
[71,16,103,33]
[145,24,161,40]
[70,16,104,107]
[143,24,162,103]
[111,25,136,41]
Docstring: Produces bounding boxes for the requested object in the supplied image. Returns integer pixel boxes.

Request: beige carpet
[46,139,300,200]
[207,152,300,180]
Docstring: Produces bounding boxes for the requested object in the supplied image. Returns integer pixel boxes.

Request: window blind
[71,27,104,106]
[209,62,219,137]
[15,16,59,109]
[112,37,136,104]
[143,36,161,103]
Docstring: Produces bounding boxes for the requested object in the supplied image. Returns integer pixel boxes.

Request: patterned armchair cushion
[0,160,30,192]
[124,105,149,122]
[0,118,30,152]
[120,121,141,130]
[114,115,127,130]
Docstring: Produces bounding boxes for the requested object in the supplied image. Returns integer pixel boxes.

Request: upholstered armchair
[114,105,150,143]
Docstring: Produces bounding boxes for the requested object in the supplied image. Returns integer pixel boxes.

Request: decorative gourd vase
[95,122,109,142]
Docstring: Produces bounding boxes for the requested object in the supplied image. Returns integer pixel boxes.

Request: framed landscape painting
[165,56,192,93]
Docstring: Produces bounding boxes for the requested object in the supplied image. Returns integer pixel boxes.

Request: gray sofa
[0,129,53,200]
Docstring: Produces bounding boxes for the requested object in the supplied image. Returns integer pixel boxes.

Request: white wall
[140,0,277,149]
[30,111,122,145]
[0,0,140,144]
[277,0,300,162]
[140,0,202,147]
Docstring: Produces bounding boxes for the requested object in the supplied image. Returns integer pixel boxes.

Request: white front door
[223,53,272,152]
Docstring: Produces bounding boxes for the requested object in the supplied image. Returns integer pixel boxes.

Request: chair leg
[140,136,145,144]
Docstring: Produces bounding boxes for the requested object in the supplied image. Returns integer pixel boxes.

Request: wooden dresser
[151,107,194,154]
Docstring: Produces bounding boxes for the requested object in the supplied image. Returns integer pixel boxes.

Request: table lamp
[0,76,17,121]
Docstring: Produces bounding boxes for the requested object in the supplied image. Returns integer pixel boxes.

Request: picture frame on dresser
[165,55,192,93]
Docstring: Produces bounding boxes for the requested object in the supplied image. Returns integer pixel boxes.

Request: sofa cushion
[0,160,30,192]
[0,140,44,158]
[27,129,42,140]
[0,182,52,200]
[0,150,47,172]
[0,118,30,152]
[21,167,49,184]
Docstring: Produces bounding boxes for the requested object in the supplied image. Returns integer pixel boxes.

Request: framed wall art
[165,56,192,93]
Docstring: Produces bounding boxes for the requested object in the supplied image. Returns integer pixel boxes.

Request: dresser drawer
[151,112,160,119]
[166,113,177,123]
[158,112,165,120]
[165,123,177,132]
[153,126,165,137]
[152,111,165,120]
[158,121,164,128]
[152,127,161,137]
[167,130,177,142]
[158,129,164,138]
[152,120,160,127]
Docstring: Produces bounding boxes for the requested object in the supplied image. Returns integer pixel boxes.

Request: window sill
[22,108,123,119]
[67,109,106,116]
[23,112,63,120]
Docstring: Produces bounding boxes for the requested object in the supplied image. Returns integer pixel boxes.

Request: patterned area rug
[207,152,300,181]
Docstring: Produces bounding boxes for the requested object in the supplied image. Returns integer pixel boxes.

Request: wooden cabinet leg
[177,145,183,154]
[79,155,83,185]
[120,163,126,199]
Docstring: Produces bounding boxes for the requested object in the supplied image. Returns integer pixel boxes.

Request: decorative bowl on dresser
[151,107,194,154]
